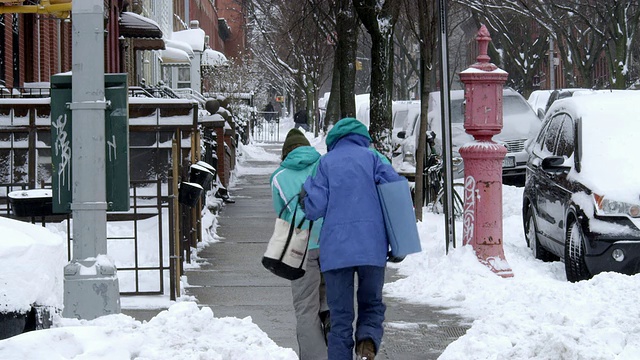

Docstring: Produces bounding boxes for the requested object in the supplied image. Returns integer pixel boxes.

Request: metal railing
[0,179,172,296]
[252,111,280,142]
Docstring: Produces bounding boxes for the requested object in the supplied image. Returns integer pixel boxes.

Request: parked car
[354,96,426,175]
[542,88,594,115]
[527,89,554,119]
[539,89,632,118]
[391,100,421,165]
[522,91,640,282]
[394,88,540,184]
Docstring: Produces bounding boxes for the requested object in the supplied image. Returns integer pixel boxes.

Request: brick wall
[217,0,246,61]
[0,14,72,88]
[4,14,14,87]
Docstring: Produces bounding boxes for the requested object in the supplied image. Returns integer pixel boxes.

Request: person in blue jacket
[270,128,329,360]
[301,118,403,360]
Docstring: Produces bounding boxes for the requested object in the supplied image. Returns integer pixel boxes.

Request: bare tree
[335,0,360,119]
[353,0,401,155]
[246,0,333,118]
[399,0,437,221]
[393,15,419,100]
[457,0,640,89]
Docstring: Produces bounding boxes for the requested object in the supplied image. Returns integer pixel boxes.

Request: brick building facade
[0,0,246,92]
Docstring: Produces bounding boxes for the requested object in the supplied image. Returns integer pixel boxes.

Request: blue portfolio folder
[377,178,422,258]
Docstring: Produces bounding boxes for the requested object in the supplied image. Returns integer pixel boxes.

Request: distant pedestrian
[264,102,275,122]
[294,109,310,131]
[301,117,403,360]
[270,129,329,360]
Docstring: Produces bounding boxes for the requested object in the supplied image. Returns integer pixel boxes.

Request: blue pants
[323,266,386,360]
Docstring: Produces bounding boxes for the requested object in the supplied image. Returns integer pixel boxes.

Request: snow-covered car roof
[545,91,640,203]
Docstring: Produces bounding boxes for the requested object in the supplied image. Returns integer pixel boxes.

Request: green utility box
[50,74,130,213]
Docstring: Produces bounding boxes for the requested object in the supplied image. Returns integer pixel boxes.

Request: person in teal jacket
[270,129,328,360]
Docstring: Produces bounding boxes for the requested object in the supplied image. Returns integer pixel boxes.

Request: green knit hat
[282,129,310,160]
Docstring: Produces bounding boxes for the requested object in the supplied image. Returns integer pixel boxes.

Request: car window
[405,112,420,135]
[531,121,551,150]
[450,99,465,123]
[533,119,550,150]
[555,115,575,158]
[504,95,533,115]
[543,114,565,153]
[393,110,409,129]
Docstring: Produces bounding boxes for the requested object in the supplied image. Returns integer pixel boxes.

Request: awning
[202,48,228,68]
[160,47,191,66]
[172,28,206,52]
[164,39,194,58]
[120,11,163,39]
[131,38,165,51]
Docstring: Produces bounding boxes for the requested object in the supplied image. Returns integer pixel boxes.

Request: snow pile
[0,217,66,313]
[0,302,297,360]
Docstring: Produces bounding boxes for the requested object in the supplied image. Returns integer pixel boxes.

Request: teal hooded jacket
[270,146,323,249]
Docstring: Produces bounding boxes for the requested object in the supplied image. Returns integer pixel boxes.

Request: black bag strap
[278,194,299,219]
[279,194,311,230]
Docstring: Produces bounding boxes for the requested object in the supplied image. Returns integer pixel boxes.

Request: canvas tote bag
[262,196,313,280]
[377,178,422,260]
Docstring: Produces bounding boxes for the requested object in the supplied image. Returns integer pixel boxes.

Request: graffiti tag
[462,175,477,246]
[52,114,71,202]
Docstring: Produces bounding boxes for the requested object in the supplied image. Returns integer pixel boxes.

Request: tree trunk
[305,79,315,132]
[354,0,400,155]
[369,31,394,154]
[414,0,437,221]
[336,0,359,119]
[325,54,341,130]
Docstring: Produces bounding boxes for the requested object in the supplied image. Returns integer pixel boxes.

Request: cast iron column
[458,25,513,278]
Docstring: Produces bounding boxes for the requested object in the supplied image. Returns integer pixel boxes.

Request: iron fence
[252,111,280,142]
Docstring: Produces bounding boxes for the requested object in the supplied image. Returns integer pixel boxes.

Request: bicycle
[422,131,465,217]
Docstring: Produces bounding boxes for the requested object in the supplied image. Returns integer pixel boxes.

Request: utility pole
[437,0,456,253]
[63,0,121,320]
[549,36,555,90]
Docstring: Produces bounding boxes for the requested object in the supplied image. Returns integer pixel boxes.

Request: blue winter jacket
[302,118,403,271]
[270,146,323,250]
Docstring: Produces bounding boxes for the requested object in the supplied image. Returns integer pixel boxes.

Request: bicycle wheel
[433,182,464,217]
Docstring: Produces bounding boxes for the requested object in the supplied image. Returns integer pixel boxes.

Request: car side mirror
[397,131,406,139]
[541,156,570,174]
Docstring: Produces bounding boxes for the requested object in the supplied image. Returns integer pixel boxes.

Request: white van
[397,88,541,183]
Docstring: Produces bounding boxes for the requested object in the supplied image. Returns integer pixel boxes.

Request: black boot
[319,310,330,345]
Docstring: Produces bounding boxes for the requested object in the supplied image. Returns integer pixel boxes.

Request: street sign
[51,73,130,213]
[275,95,284,102]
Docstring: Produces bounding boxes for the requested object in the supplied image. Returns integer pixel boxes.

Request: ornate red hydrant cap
[459,25,509,138]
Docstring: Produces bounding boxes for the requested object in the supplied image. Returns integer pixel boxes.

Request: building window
[177,67,190,88]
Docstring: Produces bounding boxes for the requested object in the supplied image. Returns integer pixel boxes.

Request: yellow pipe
[0,1,71,18]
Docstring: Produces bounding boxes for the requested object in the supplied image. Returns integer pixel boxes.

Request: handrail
[0,1,71,18]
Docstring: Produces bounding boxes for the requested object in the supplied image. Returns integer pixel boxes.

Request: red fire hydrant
[458,25,513,278]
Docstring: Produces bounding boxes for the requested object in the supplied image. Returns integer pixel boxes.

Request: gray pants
[291,248,328,360]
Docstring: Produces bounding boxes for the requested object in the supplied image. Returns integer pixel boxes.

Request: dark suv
[522,92,640,282]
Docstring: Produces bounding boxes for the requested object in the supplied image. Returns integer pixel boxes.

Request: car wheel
[524,204,557,262]
[565,221,592,282]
